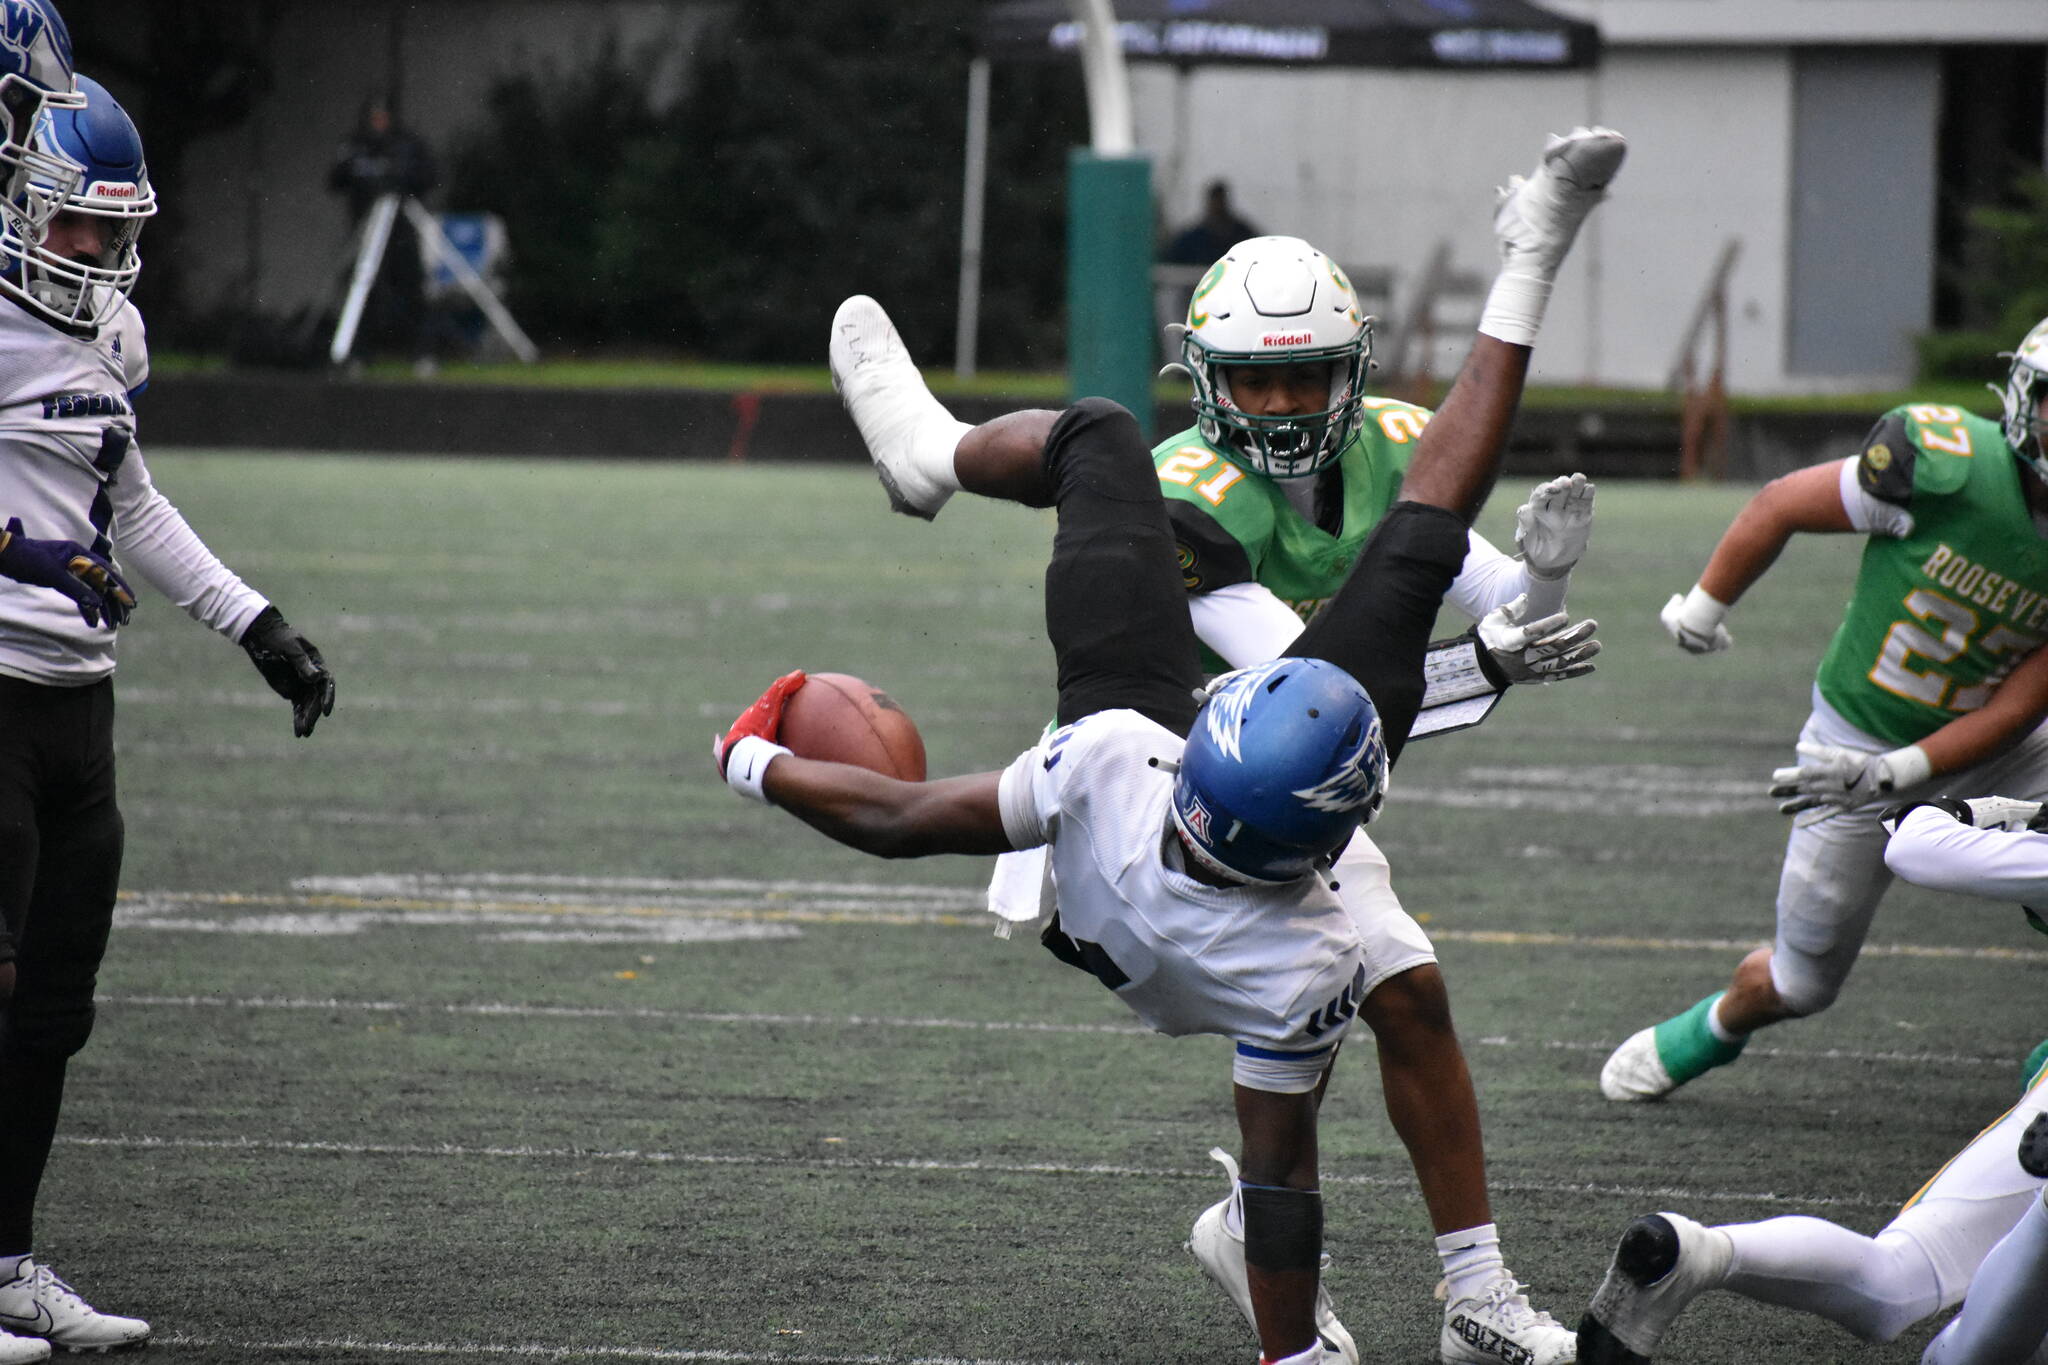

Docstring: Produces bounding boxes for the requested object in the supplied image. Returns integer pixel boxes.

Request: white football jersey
[997,708,1369,1086]
[0,294,267,683]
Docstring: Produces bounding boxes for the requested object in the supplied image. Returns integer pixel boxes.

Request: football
[779,673,927,781]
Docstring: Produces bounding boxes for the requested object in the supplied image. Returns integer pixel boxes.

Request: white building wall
[1137,50,1796,391]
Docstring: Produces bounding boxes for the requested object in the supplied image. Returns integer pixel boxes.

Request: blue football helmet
[0,74,155,329]
[1170,658,1389,885]
[0,0,82,233]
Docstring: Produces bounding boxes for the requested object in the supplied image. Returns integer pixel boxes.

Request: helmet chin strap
[1171,823,1259,888]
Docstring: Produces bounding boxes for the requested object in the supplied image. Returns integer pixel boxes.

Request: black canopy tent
[953,0,1600,397]
[980,0,1600,71]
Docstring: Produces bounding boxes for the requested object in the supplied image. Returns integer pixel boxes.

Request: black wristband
[1879,796,1970,828]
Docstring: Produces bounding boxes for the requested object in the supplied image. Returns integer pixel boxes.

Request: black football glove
[0,516,135,628]
[240,605,335,737]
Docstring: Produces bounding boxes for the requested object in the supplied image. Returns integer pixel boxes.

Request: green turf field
[43,450,2043,1363]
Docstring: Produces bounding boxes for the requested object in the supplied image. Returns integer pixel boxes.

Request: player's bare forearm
[761,759,1014,858]
[1916,642,2048,777]
[1396,334,1529,524]
[1697,462,1854,603]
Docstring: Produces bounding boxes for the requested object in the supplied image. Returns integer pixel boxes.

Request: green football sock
[1651,992,1748,1085]
[2023,1038,2048,1095]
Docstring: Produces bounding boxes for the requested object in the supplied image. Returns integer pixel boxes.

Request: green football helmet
[1996,316,2048,483]
[1172,235,1371,479]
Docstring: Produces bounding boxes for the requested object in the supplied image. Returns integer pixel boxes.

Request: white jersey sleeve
[1189,580,1305,669]
[112,443,269,642]
[1839,455,1914,538]
[1885,805,2048,907]
[1445,527,1567,621]
[997,743,1058,851]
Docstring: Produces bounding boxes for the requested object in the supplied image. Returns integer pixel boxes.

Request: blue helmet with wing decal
[1170,657,1389,885]
[0,0,82,233]
[0,74,155,329]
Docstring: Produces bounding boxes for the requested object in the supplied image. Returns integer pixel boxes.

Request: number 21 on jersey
[1158,448,1245,507]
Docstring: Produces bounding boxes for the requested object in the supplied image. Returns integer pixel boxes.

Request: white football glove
[1769,742,1929,816]
[1661,585,1733,655]
[1477,592,1600,685]
[1961,795,2045,831]
[1514,473,1596,580]
[1878,795,2041,834]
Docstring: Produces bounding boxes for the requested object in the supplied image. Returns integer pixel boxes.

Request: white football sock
[1723,1216,1938,1343]
[1436,1223,1505,1304]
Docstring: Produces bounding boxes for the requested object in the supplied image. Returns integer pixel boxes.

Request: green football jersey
[1818,403,2048,745]
[1154,397,1433,622]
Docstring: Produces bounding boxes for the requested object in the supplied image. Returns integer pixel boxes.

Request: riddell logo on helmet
[86,182,136,199]
[1262,332,1312,347]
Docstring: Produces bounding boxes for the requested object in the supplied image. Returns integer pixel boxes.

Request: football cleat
[0,1328,48,1364]
[1493,127,1627,282]
[1576,1213,1732,1364]
[0,1258,150,1353]
[1185,1148,1358,1365]
[1601,995,1746,1103]
[2020,1112,2048,1180]
[1599,1026,1677,1102]
[1441,1275,1576,1365]
[828,295,969,520]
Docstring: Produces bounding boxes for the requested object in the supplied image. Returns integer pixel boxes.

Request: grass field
[39,449,2044,1363]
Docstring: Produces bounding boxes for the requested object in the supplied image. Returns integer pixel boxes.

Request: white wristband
[1477,271,1553,347]
[724,735,791,803]
[1879,744,1932,794]
[1675,583,1730,636]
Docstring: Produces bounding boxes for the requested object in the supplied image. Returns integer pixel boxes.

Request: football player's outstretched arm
[1664,461,1854,652]
[762,762,1012,860]
[714,671,1014,859]
[1696,462,1855,602]
[1397,336,1530,524]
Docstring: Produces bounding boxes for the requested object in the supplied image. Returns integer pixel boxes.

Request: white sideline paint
[103,993,1151,1036]
[94,993,2023,1069]
[58,1133,1905,1212]
[112,877,2048,962]
[156,1333,1082,1364]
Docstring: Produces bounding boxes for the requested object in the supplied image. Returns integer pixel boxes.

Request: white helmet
[1997,316,2048,484]
[1173,235,1371,478]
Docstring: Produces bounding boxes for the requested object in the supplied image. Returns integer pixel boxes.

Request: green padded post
[1066,149,1155,438]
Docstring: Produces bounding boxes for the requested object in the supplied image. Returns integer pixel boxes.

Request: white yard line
[153,1334,1082,1364]
[60,1133,1905,1212]
[94,992,2024,1069]
[113,881,2048,962]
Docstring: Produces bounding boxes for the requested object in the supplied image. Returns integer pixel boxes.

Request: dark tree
[446,0,1084,366]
